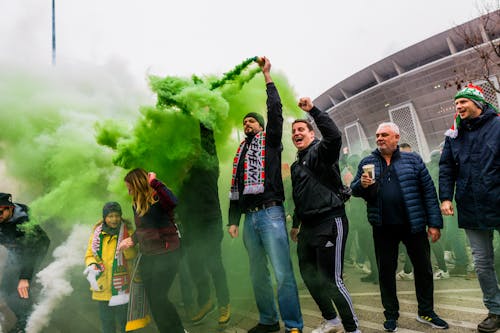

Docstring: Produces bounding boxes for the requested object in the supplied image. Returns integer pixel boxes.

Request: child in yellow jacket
[84,202,136,333]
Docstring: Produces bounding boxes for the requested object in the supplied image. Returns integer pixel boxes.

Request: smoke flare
[25,224,90,333]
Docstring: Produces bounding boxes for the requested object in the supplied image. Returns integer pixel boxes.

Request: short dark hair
[292,119,313,131]
[400,143,411,149]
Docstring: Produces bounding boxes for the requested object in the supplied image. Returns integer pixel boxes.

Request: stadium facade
[313,12,500,161]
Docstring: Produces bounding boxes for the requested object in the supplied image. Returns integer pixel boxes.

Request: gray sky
[0,0,488,98]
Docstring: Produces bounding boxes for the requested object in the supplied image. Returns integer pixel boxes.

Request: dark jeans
[97,301,127,333]
[373,225,434,320]
[298,215,359,332]
[177,245,195,309]
[1,263,36,330]
[183,219,230,307]
[140,250,184,333]
[401,238,447,272]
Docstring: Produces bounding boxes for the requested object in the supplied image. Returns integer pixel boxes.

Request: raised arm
[298,97,342,164]
[150,178,178,210]
[260,57,283,148]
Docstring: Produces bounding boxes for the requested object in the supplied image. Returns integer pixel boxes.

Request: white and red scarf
[91,222,131,306]
[230,132,266,200]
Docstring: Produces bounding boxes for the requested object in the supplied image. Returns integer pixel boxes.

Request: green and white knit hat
[445,84,486,138]
[455,83,487,103]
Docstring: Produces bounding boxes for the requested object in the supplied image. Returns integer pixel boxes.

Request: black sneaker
[383,319,398,332]
[416,312,449,329]
[248,322,280,333]
[478,313,500,333]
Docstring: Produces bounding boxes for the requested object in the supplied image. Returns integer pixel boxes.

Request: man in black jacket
[227,57,303,333]
[0,192,50,332]
[290,97,359,333]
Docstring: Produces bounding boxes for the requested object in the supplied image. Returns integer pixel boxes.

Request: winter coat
[0,203,50,281]
[291,106,345,226]
[84,220,137,301]
[131,179,180,255]
[351,148,443,233]
[439,105,500,229]
[177,123,223,222]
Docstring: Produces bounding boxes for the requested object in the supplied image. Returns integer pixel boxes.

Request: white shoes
[395,270,414,280]
[312,320,345,333]
[444,251,455,264]
[433,269,450,280]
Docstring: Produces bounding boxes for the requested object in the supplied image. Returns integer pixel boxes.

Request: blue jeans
[243,205,303,330]
[466,228,500,314]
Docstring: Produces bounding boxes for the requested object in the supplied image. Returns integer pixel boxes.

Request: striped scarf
[125,254,151,331]
[91,222,131,306]
[230,132,266,200]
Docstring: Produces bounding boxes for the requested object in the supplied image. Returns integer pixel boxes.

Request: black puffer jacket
[291,107,344,227]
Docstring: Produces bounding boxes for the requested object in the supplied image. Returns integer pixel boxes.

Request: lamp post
[52,0,56,65]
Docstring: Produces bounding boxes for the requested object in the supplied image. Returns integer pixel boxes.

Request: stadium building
[313,12,500,160]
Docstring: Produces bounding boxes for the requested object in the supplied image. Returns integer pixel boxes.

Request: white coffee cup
[362,164,375,183]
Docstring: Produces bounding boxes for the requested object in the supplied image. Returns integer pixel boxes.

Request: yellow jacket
[84,219,137,301]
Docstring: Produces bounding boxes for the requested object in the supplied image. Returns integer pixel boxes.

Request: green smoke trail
[0,65,147,226]
[0,58,303,226]
[0,59,306,331]
[93,59,304,307]
[97,58,302,193]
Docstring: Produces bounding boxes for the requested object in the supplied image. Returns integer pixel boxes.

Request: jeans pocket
[264,205,285,221]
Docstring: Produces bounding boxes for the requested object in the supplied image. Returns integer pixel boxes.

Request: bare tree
[445,3,500,93]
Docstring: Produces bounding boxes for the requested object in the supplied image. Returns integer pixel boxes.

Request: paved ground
[182,266,485,333]
[37,252,485,333]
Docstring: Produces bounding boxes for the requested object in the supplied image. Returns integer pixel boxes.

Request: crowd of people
[0,58,499,333]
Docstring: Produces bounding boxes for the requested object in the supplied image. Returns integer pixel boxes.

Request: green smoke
[0,65,147,226]
[0,59,307,331]
[0,59,303,230]
[97,58,302,193]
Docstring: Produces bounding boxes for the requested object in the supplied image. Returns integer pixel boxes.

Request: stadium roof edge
[315,12,500,111]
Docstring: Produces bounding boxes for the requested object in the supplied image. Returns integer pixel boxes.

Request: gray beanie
[102,202,122,219]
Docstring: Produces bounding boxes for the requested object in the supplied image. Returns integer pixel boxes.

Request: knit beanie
[244,112,265,129]
[454,84,487,104]
[102,201,122,219]
[0,193,14,207]
[445,84,487,138]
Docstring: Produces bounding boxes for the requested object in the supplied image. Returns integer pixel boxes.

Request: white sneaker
[312,320,345,333]
[433,269,450,280]
[444,251,455,264]
[395,270,414,280]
